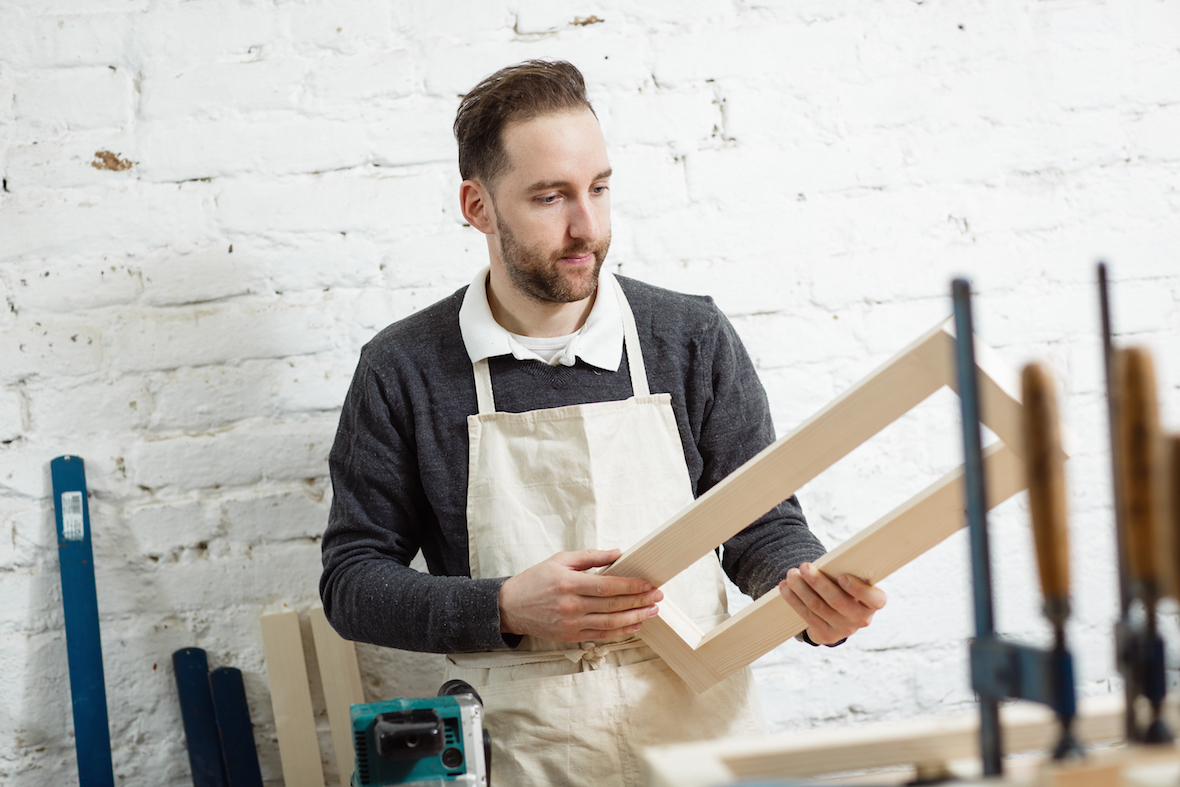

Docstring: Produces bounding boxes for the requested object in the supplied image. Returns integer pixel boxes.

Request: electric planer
[350,680,490,786]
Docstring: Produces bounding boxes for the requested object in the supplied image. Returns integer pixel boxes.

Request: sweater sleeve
[695,306,828,600]
[319,356,513,653]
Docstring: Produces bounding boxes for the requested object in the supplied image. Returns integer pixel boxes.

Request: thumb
[561,548,623,571]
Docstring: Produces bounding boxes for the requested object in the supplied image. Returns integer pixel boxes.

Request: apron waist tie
[449,638,649,671]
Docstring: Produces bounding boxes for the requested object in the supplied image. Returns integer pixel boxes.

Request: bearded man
[320,59,885,786]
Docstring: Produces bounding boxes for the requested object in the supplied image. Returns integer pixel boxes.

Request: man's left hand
[778,562,886,645]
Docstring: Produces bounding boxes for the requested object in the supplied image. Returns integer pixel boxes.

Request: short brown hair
[454,59,595,188]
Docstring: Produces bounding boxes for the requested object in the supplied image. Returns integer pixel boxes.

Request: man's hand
[779,562,886,645]
[498,549,663,642]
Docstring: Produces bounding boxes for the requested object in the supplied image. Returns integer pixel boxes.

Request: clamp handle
[1021,363,1071,619]
[1115,347,1161,596]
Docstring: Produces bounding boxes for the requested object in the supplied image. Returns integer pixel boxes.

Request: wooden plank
[309,605,365,784]
[696,442,1026,678]
[259,610,325,787]
[603,320,951,588]
[642,694,1126,787]
[633,604,719,694]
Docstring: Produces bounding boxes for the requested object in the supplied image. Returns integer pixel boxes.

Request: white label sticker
[61,491,85,541]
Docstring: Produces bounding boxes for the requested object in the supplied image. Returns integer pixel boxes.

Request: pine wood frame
[600,320,1034,693]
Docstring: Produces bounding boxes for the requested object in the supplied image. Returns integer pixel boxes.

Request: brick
[5,131,139,192]
[309,48,415,104]
[26,375,150,437]
[0,389,22,442]
[215,169,444,235]
[138,245,264,307]
[136,113,396,182]
[366,96,458,167]
[128,418,335,492]
[146,355,352,432]
[97,541,323,616]
[0,313,103,385]
[15,0,150,14]
[106,297,338,373]
[406,4,512,53]
[377,228,486,291]
[13,67,133,134]
[123,496,219,557]
[608,146,690,219]
[144,1,279,66]
[220,488,329,543]
[235,233,382,293]
[286,0,400,55]
[606,85,719,149]
[7,255,141,312]
[0,503,44,570]
[139,57,310,122]
[10,12,139,69]
[0,181,215,262]
[513,1,610,34]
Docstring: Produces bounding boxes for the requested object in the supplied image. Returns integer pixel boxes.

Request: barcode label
[61,491,85,541]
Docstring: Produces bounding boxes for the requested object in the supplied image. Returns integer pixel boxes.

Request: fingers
[779,562,885,645]
[560,548,624,572]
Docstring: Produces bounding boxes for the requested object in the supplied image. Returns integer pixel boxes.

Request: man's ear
[459,179,496,235]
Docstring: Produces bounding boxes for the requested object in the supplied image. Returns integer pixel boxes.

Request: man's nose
[568,196,600,241]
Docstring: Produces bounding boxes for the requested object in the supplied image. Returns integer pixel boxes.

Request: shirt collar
[458,266,624,372]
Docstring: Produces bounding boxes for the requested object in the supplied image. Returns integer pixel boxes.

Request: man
[321,60,885,785]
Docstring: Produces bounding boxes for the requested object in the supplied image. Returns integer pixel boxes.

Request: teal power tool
[350,681,490,787]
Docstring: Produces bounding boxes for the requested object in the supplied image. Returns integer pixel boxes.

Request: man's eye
[538,195,559,204]
[593,185,609,195]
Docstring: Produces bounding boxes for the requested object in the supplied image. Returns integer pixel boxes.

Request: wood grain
[1021,363,1071,604]
[597,319,1033,693]
[259,610,325,787]
[696,443,1025,678]
[642,694,1127,787]
[1115,347,1161,591]
[309,605,364,785]
[1155,435,1180,600]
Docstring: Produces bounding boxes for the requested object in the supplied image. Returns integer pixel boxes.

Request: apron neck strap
[471,274,650,415]
[612,275,650,398]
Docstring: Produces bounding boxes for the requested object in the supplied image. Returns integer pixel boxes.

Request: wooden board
[259,610,325,787]
[600,320,1041,693]
[309,605,365,784]
[642,694,1130,787]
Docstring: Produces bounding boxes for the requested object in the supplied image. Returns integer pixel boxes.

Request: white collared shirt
[457,266,624,371]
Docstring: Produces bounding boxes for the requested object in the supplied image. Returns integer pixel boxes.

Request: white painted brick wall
[2,0,1178,784]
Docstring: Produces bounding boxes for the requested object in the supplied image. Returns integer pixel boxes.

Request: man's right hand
[498,549,663,642]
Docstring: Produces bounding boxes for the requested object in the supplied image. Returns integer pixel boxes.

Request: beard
[496,216,611,304]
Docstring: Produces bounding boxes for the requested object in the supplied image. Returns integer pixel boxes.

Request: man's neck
[486,268,597,338]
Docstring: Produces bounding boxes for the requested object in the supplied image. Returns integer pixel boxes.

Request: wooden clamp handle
[1156,435,1180,600]
[1115,347,1161,592]
[1021,363,1070,605]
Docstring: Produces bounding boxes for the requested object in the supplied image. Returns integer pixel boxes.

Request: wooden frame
[601,320,1035,693]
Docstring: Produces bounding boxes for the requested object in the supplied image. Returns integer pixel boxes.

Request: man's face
[486,109,612,305]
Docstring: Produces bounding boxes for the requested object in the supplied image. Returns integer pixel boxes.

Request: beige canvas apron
[447,275,767,787]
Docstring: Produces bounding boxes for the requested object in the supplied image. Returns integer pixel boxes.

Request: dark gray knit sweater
[320,275,825,653]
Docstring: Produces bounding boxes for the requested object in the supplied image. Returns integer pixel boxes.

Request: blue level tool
[173,648,229,787]
[50,455,116,787]
[209,667,264,787]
